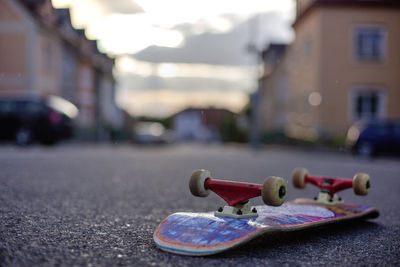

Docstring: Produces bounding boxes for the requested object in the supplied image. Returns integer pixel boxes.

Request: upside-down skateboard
[154,168,379,256]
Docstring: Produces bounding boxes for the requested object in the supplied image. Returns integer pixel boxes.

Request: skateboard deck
[154,199,379,256]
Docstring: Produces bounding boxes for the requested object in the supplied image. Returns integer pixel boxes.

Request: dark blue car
[347,120,400,157]
[0,96,79,145]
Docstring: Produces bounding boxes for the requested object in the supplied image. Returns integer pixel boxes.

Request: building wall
[282,4,400,139]
[36,30,62,96]
[259,55,289,132]
[296,0,314,14]
[99,75,113,125]
[0,0,63,98]
[60,42,78,103]
[286,9,323,139]
[319,7,400,134]
[0,0,28,94]
[76,61,96,127]
[0,32,27,93]
[99,74,122,129]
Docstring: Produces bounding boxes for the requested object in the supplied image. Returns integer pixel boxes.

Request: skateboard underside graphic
[154,201,379,256]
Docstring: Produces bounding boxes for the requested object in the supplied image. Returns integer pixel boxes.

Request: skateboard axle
[292,168,371,203]
[205,178,262,206]
[305,175,353,196]
[189,169,287,217]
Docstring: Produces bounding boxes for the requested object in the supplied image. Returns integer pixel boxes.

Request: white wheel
[189,169,211,197]
[353,173,370,196]
[262,176,287,206]
[292,167,308,189]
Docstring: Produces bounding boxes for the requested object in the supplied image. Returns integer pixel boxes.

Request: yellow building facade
[0,0,62,96]
[260,0,400,140]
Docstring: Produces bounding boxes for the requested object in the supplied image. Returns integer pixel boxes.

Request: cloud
[114,12,294,116]
[93,14,184,54]
[95,0,144,14]
[54,0,295,116]
[171,14,243,35]
[60,0,144,42]
[117,73,249,92]
[135,0,294,29]
[133,12,293,65]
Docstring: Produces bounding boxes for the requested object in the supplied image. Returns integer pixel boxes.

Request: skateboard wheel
[353,173,370,196]
[292,167,308,189]
[262,176,287,206]
[189,169,211,197]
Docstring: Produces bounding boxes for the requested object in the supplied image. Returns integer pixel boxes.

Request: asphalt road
[0,144,399,266]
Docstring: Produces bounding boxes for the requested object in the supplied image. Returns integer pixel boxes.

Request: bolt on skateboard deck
[154,168,379,256]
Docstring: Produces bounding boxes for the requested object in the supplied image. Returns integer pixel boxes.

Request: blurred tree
[219,117,248,143]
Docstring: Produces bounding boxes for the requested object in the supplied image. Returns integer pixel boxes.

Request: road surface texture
[0,144,399,266]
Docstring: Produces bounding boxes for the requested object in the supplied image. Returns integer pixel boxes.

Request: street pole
[250,89,260,150]
[247,13,261,150]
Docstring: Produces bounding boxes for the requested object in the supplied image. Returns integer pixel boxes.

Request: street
[0,144,399,266]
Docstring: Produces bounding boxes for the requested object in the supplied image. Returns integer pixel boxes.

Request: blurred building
[0,0,123,140]
[258,0,400,140]
[172,107,236,142]
[258,44,288,134]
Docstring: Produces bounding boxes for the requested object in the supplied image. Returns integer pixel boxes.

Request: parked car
[0,95,79,145]
[133,122,174,144]
[346,120,400,157]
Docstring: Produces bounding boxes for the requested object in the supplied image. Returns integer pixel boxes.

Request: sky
[52,0,295,117]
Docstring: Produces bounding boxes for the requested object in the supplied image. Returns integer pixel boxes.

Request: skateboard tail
[154,235,235,256]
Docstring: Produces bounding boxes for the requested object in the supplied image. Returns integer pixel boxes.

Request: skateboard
[154,168,379,256]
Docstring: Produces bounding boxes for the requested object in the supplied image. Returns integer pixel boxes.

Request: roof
[173,107,236,128]
[294,0,400,28]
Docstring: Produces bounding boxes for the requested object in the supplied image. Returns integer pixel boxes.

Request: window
[351,89,385,121]
[354,25,385,62]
